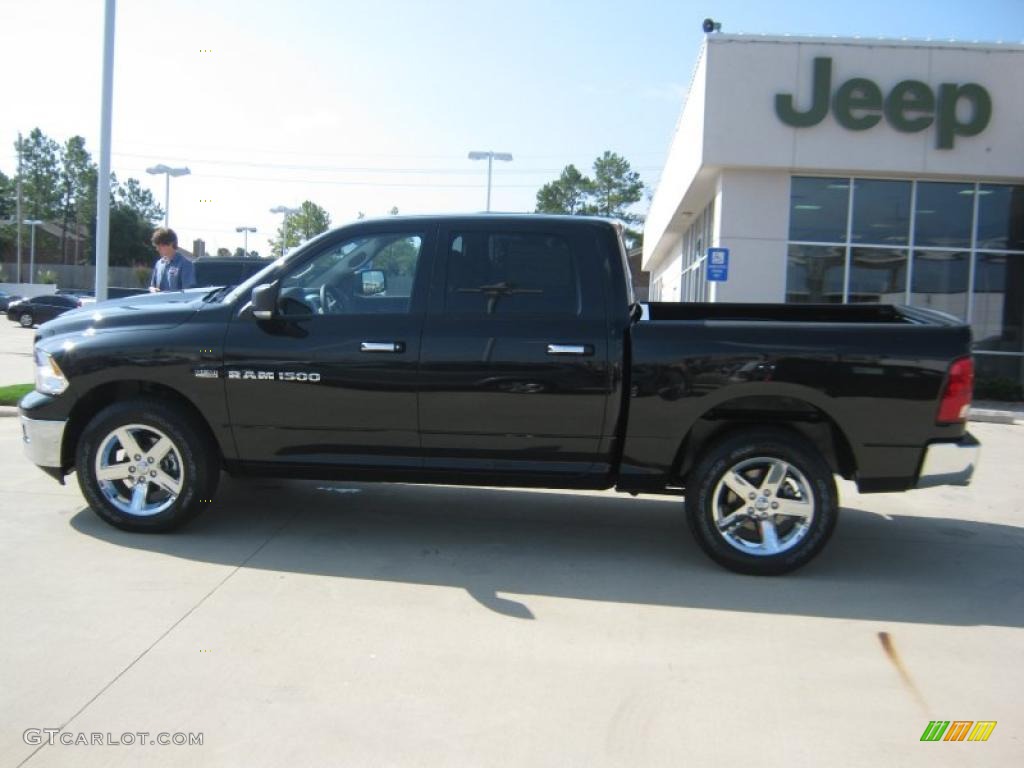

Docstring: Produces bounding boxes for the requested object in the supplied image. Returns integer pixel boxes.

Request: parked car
[6,294,81,328]
[19,215,979,575]
[57,289,96,307]
[0,290,23,311]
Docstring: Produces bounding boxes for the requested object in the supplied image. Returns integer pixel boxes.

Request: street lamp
[145,164,191,227]
[467,150,513,212]
[235,226,256,257]
[24,219,42,283]
[270,205,299,257]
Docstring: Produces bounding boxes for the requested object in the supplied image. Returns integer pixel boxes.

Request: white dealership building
[643,34,1024,394]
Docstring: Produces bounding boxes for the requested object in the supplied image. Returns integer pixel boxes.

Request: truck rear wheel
[76,398,218,532]
[686,428,838,575]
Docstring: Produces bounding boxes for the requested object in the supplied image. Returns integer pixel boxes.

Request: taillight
[937,356,974,424]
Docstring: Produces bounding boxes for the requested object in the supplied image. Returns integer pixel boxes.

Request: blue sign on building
[707,247,729,282]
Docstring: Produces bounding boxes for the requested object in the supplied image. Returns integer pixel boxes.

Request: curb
[968,409,1021,426]
[0,405,19,418]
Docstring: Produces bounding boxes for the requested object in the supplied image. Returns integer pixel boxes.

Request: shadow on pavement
[70,476,1024,627]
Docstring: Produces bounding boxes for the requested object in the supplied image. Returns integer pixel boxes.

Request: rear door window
[444,231,580,315]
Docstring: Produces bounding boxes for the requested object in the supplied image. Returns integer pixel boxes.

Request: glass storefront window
[848,248,907,303]
[909,250,969,320]
[785,176,1024,398]
[851,179,911,245]
[789,177,850,242]
[915,182,974,248]
[976,184,1024,251]
[786,244,845,303]
[972,252,1024,353]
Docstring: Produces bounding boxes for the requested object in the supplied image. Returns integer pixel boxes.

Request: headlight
[35,348,69,396]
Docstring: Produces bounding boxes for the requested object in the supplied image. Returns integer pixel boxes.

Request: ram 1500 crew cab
[20,215,979,574]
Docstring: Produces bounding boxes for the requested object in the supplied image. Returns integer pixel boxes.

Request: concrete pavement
[0,316,36,387]
[1,417,1022,767]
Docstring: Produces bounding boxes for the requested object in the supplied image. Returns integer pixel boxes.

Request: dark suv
[193,258,273,289]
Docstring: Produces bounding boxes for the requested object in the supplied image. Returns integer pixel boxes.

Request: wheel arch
[672,394,857,486]
[61,380,224,472]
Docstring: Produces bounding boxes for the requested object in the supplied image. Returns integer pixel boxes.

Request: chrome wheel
[93,424,185,517]
[19,313,33,327]
[711,456,815,556]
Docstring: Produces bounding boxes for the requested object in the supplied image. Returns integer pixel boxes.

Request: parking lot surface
[0,319,36,387]
[1,321,1022,767]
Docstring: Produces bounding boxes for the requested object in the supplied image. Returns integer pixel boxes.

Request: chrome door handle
[547,344,589,356]
[360,342,405,353]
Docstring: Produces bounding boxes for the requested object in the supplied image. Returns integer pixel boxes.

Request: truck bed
[621,302,974,493]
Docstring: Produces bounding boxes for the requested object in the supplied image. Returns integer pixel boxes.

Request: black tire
[75,398,218,532]
[19,312,34,328]
[685,428,838,575]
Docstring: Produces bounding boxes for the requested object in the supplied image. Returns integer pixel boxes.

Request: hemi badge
[193,368,220,379]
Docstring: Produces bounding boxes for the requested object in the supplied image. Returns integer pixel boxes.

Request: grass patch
[0,383,34,406]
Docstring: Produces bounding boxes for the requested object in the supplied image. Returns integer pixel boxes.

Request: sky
[1,0,1022,255]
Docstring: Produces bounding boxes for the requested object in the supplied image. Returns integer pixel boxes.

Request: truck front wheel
[75,399,218,532]
[686,428,838,575]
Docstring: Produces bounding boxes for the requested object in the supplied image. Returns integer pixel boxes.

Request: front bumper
[21,414,67,469]
[916,432,980,489]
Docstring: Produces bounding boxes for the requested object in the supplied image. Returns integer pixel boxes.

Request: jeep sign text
[775,57,992,149]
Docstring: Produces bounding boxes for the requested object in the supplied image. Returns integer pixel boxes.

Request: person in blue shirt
[149,228,196,292]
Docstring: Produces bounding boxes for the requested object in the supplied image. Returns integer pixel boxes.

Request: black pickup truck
[19,215,979,574]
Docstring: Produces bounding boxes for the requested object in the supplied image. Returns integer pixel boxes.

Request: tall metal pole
[468,151,512,213]
[270,207,298,257]
[15,134,23,283]
[486,154,493,212]
[94,0,116,302]
[29,223,37,283]
[146,166,189,227]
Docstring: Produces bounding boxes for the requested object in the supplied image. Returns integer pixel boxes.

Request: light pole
[24,219,42,283]
[146,164,191,227]
[468,150,513,212]
[236,226,256,257]
[270,205,299,257]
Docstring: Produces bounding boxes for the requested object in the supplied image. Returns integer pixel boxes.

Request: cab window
[279,233,423,315]
[444,231,580,315]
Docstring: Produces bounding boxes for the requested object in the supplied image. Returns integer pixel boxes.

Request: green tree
[536,164,591,215]
[106,205,156,267]
[0,170,14,219]
[59,136,95,264]
[535,152,646,248]
[588,151,644,222]
[100,175,165,267]
[272,200,331,257]
[0,171,15,262]
[114,177,164,223]
[18,129,62,222]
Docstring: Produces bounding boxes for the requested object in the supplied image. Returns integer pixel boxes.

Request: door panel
[224,227,432,467]
[418,223,612,476]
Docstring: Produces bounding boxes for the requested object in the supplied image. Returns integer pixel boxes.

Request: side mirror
[359,270,386,296]
[251,283,278,320]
